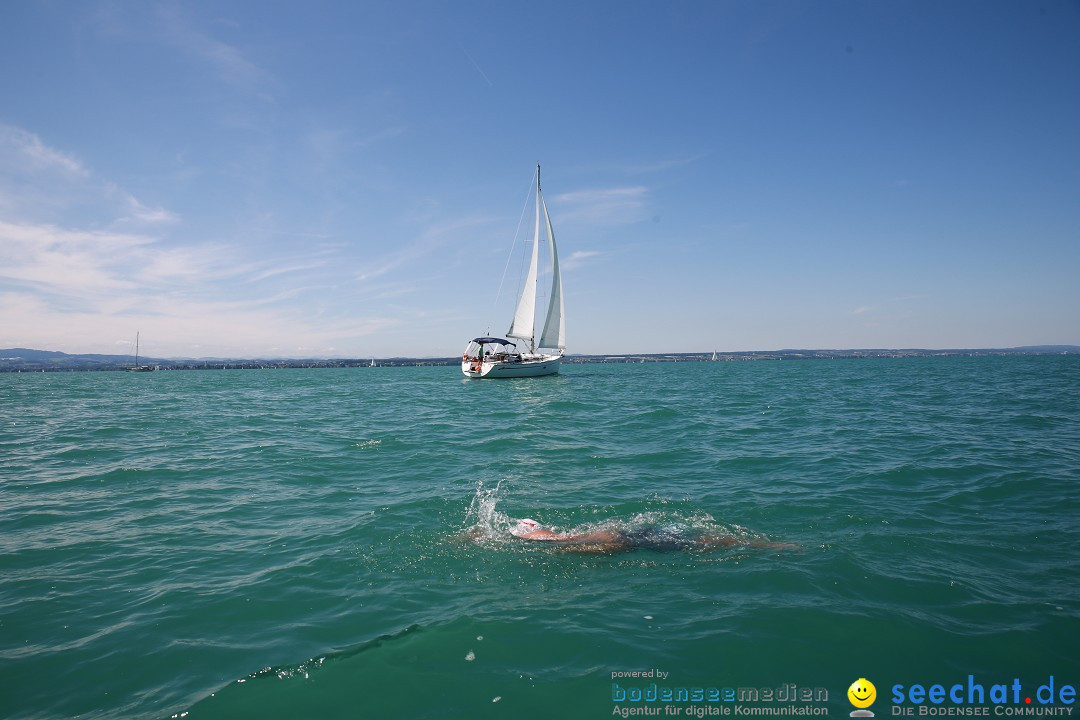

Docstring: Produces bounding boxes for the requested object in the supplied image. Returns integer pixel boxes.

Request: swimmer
[508,518,799,555]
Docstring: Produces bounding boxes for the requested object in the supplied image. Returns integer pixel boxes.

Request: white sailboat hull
[461,354,561,378]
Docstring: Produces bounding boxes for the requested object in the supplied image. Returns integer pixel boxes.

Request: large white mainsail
[506,177,541,351]
[536,189,564,351]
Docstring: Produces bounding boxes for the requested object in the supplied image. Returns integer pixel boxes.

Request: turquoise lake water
[1,356,1078,719]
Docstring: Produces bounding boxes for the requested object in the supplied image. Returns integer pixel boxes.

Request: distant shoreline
[1,346,1076,373]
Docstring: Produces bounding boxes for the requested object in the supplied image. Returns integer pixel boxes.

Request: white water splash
[460,479,769,550]
[463,479,515,541]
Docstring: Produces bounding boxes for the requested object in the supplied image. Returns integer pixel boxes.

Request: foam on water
[459,478,775,553]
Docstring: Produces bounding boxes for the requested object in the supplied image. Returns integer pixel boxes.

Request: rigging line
[490,165,539,330]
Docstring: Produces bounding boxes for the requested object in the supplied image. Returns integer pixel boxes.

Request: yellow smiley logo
[848,678,876,709]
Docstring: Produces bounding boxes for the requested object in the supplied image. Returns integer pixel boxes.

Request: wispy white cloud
[0,216,401,357]
[0,119,514,357]
[107,184,181,225]
[355,214,494,282]
[155,6,278,98]
[0,124,89,177]
[298,123,406,179]
[138,244,238,286]
[551,186,648,225]
[93,3,278,105]
[0,286,401,359]
[0,220,150,296]
[249,260,328,283]
[0,219,259,321]
[1,124,178,231]
[852,306,874,315]
[562,250,601,271]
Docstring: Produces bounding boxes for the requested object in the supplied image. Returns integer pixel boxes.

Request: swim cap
[510,518,542,537]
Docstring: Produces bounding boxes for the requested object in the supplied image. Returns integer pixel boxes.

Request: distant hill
[0,348,70,361]
[1,346,1077,372]
[0,348,146,371]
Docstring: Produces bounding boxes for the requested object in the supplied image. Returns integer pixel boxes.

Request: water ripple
[0,358,1078,718]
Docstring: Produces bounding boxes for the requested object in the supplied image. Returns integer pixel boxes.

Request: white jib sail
[537,190,564,351]
[507,173,541,348]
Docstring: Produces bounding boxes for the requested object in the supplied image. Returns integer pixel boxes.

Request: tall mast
[506,165,541,350]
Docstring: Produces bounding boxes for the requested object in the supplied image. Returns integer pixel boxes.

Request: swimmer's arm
[518,529,630,554]
[551,531,631,554]
[518,529,616,542]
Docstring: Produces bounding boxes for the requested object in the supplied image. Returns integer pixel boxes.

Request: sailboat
[462,165,565,378]
[129,332,155,372]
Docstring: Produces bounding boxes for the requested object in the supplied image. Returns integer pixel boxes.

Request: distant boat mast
[129,332,155,372]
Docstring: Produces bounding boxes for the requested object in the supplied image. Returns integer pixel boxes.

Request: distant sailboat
[462,165,565,378]
[711,350,718,361]
[129,332,155,372]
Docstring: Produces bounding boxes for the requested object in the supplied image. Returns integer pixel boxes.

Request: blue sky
[1,1,1077,358]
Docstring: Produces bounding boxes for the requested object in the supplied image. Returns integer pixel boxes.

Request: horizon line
[3,344,1079,364]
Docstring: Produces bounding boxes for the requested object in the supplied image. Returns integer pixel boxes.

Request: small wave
[229,624,422,687]
[181,625,424,717]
